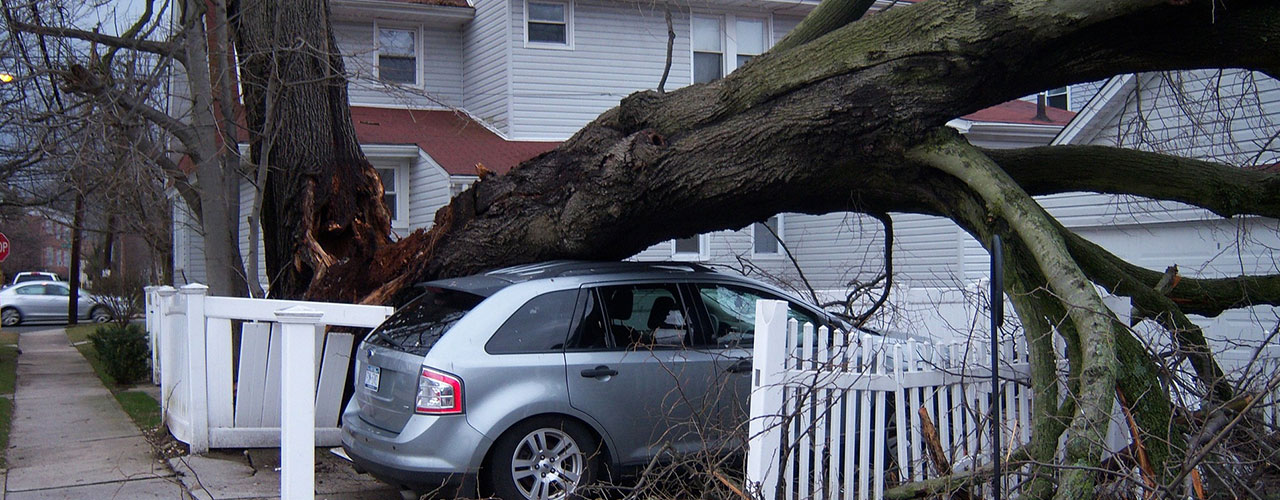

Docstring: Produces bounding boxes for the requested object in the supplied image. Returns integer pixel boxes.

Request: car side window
[567,284,694,350]
[695,283,821,348]
[46,285,70,296]
[15,285,43,295]
[485,290,578,354]
[565,290,608,350]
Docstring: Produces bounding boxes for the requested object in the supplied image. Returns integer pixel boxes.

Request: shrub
[89,324,151,385]
[88,274,145,327]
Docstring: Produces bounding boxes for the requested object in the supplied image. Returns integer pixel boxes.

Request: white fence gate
[747,300,1032,500]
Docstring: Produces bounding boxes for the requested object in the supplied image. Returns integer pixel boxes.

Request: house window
[375,166,405,225]
[692,15,723,84]
[735,18,765,67]
[672,234,709,261]
[752,214,783,256]
[378,28,417,84]
[1043,86,1069,110]
[527,1,570,46]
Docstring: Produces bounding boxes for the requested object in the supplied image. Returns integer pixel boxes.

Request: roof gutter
[330,0,475,25]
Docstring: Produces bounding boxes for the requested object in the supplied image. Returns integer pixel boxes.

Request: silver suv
[341,261,839,499]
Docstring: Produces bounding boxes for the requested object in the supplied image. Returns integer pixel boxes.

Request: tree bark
[230,0,390,299]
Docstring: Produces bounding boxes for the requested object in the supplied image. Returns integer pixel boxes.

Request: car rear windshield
[366,287,485,355]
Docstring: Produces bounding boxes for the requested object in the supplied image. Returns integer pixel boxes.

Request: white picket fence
[144,284,393,499]
[747,300,1032,500]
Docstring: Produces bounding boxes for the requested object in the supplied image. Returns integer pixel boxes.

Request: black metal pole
[991,235,1004,500]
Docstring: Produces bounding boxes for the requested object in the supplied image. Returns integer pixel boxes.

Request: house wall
[1043,71,1280,228]
[172,200,207,287]
[335,21,467,109]
[405,152,454,232]
[503,0,813,140]
[237,178,269,291]
[506,0,689,140]
[463,0,513,134]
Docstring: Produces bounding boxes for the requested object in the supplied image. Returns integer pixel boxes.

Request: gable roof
[1051,74,1136,145]
[351,107,559,176]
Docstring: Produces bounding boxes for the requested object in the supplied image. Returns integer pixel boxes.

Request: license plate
[363,365,381,392]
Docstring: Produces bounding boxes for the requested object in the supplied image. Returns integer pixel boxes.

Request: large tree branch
[906,130,1121,500]
[770,0,877,54]
[7,18,184,64]
[990,146,1280,220]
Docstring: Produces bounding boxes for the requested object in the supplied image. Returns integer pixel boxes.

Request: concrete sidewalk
[4,326,412,500]
[5,327,185,499]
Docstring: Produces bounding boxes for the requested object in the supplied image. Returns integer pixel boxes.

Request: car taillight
[416,367,463,414]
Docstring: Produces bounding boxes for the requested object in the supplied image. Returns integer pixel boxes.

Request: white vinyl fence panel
[144,285,394,499]
[747,300,1032,500]
[145,285,393,450]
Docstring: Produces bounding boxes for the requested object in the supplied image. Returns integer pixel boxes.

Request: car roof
[419,260,719,297]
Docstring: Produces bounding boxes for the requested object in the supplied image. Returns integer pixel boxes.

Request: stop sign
[0,232,8,262]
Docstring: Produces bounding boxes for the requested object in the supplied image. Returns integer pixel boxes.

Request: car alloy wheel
[90,307,112,323]
[488,417,598,500]
[1,308,19,327]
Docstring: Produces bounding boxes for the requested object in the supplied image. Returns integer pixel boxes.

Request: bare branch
[7,17,184,64]
[991,145,1280,220]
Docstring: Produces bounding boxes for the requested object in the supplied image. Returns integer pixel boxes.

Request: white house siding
[405,152,454,232]
[335,21,466,109]
[237,178,268,290]
[1042,70,1280,229]
[1069,79,1106,111]
[463,0,513,134]
[507,0,690,140]
[172,200,207,286]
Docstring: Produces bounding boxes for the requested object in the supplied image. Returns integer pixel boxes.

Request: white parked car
[11,271,61,285]
[0,281,112,326]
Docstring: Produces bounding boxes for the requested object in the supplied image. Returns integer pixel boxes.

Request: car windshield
[367,287,485,355]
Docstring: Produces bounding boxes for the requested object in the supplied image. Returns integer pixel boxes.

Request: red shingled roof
[962,99,1076,125]
[351,106,559,176]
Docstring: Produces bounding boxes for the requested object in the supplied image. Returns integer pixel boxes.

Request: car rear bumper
[345,443,478,497]
[340,400,490,496]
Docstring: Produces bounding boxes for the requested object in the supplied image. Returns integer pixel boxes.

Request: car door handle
[726,359,753,374]
[580,366,618,378]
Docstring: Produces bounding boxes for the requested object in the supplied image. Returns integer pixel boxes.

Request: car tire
[90,306,112,323]
[486,417,600,500]
[1,308,20,327]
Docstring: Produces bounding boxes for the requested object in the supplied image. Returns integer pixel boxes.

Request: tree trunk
[230,0,390,299]
[66,192,83,326]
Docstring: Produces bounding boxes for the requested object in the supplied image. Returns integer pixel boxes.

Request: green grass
[0,329,18,467]
[65,324,163,431]
[115,390,162,429]
[0,330,19,394]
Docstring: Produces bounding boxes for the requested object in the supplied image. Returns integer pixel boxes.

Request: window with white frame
[692,15,723,84]
[752,214,784,256]
[375,164,407,226]
[527,0,571,46]
[1043,86,1069,110]
[672,234,709,261]
[735,18,766,67]
[378,27,417,84]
